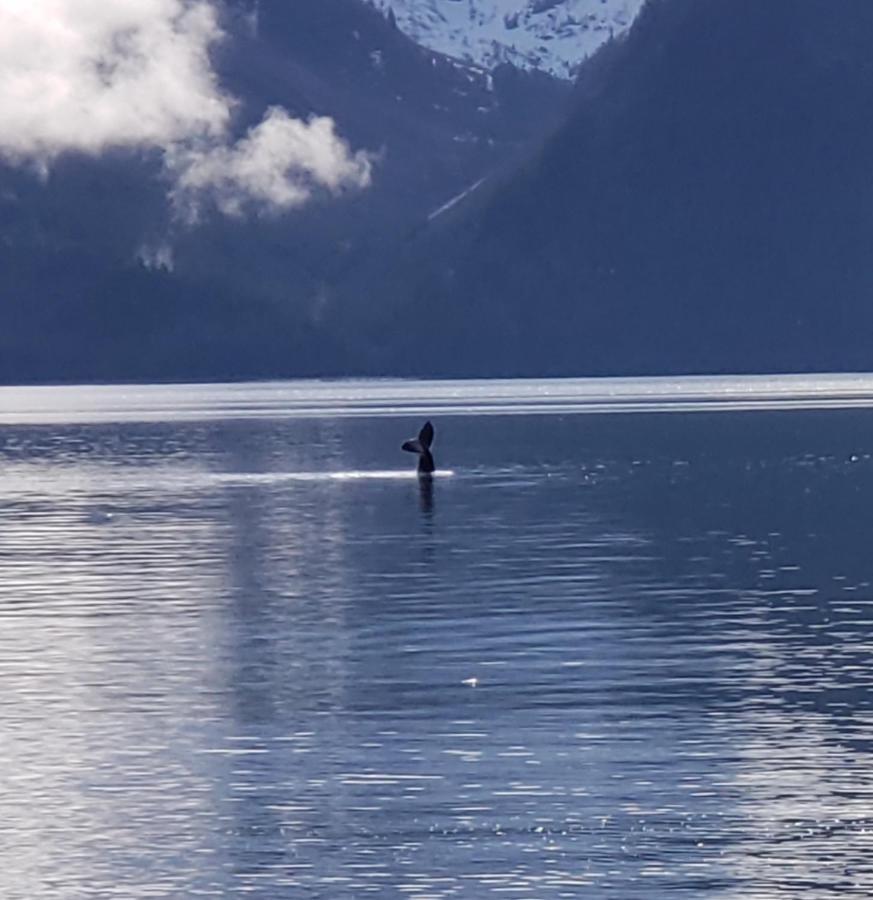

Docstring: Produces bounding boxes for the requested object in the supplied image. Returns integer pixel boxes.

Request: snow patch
[428,175,488,220]
[368,0,645,79]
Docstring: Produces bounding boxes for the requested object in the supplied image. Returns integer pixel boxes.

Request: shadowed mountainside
[348,0,873,376]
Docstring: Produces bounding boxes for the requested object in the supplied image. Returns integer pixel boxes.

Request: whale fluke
[402,420,435,474]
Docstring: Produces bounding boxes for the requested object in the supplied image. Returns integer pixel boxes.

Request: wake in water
[214,470,454,484]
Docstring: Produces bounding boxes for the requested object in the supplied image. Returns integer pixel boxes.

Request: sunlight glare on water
[3,372,873,424]
[1,376,873,898]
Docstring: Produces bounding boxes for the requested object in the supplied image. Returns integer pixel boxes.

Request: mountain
[0,0,568,384]
[367,0,644,78]
[349,0,873,376]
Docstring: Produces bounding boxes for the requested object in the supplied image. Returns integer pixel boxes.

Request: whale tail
[402,420,435,474]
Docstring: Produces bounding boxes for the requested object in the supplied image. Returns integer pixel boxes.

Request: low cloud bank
[0,0,371,216]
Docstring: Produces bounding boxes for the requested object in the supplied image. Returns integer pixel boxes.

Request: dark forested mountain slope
[353,0,873,376]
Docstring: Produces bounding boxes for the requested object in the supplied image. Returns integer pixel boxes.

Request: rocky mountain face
[0,0,568,383]
[367,0,644,78]
[350,0,873,376]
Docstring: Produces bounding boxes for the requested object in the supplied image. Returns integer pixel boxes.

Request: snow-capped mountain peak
[367,0,645,79]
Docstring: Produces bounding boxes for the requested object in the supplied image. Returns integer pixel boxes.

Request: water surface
[1,376,873,898]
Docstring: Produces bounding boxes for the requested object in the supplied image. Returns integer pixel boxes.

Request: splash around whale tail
[402,421,436,474]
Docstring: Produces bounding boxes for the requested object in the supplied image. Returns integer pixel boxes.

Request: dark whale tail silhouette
[402,420,435,474]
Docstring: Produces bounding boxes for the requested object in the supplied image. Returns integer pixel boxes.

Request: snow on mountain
[367,0,645,79]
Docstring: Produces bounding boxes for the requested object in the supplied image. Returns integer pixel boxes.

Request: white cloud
[0,0,372,217]
[0,0,228,158]
[170,108,373,221]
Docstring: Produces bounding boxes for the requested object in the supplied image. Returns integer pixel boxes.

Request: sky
[0,0,373,218]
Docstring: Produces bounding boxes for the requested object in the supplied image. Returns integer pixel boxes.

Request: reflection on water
[1,379,873,898]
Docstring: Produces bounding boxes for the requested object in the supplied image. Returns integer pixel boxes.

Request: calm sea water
[2,376,873,899]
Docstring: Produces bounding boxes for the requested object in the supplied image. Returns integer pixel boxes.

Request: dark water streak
[1,381,872,898]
